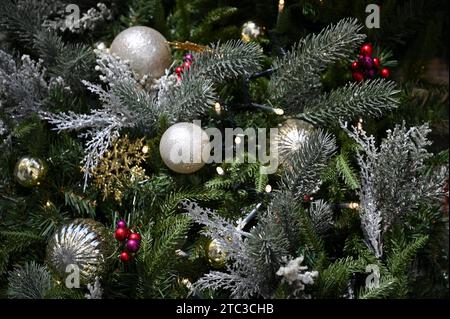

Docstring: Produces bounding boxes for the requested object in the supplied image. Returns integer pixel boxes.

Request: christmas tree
[0,0,448,300]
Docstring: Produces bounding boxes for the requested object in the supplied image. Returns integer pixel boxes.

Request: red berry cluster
[114,220,142,262]
[351,43,390,82]
[175,53,194,80]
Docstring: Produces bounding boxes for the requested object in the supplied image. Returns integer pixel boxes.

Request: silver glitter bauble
[110,26,172,82]
[241,21,262,43]
[276,119,314,163]
[159,122,210,174]
[47,219,113,284]
[14,156,47,187]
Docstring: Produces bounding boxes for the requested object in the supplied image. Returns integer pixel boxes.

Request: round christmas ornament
[114,227,129,242]
[360,43,373,57]
[276,119,315,163]
[352,71,364,82]
[241,21,262,43]
[380,67,390,78]
[110,26,172,82]
[125,239,140,253]
[116,220,127,229]
[206,239,227,268]
[129,232,141,241]
[14,156,47,187]
[159,122,211,174]
[119,251,131,262]
[46,219,113,283]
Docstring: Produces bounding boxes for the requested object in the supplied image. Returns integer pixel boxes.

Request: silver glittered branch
[182,200,249,261]
[85,277,103,299]
[40,107,125,187]
[94,50,136,86]
[342,121,449,258]
[0,50,51,123]
[40,51,156,188]
[359,160,383,258]
[43,3,113,34]
[185,201,292,298]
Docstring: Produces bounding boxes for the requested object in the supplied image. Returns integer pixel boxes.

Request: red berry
[303,194,311,202]
[352,71,364,82]
[351,61,359,71]
[119,251,131,262]
[115,228,129,241]
[183,53,194,62]
[183,61,191,70]
[360,43,373,57]
[372,57,380,68]
[175,66,183,75]
[129,232,141,241]
[380,67,390,78]
[116,220,127,229]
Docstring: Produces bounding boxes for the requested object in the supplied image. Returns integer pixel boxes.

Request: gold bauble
[46,219,113,284]
[206,239,227,268]
[14,156,47,187]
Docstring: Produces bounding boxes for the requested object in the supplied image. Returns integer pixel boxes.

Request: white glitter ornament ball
[276,119,314,163]
[159,122,210,174]
[46,219,113,284]
[110,26,172,81]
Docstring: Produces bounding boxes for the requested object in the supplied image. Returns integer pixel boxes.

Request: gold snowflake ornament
[91,135,149,203]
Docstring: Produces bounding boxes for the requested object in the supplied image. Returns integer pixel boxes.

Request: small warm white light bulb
[142,145,149,154]
[214,102,222,115]
[274,108,284,115]
[357,118,363,131]
[349,202,360,210]
[216,166,225,175]
[235,136,242,145]
[265,184,272,193]
[278,0,285,12]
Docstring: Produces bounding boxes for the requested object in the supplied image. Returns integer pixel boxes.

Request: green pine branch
[314,257,365,298]
[34,30,96,91]
[0,0,58,44]
[137,214,191,297]
[280,129,336,199]
[269,18,366,113]
[191,7,239,42]
[0,231,43,274]
[335,153,360,190]
[301,79,400,125]
[63,191,96,218]
[358,275,398,299]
